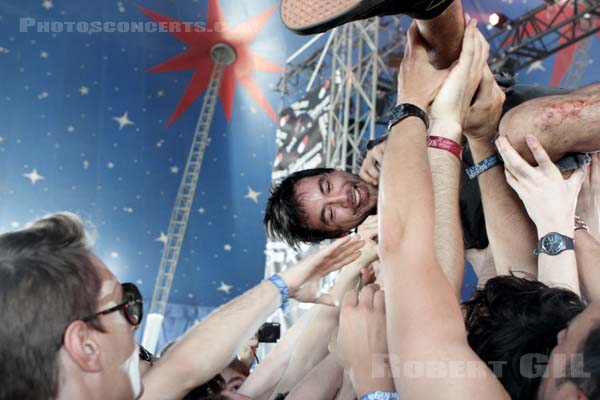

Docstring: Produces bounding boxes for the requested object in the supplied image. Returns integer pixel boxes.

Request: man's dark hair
[0,213,102,400]
[567,322,600,399]
[264,167,344,247]
[463,275,586,400]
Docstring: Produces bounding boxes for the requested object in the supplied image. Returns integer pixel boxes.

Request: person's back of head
[0,213,102,400]
[463,275,586,400]
[568,323,600,399]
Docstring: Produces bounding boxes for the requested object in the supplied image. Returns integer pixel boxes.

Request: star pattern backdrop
[0,0,598,325]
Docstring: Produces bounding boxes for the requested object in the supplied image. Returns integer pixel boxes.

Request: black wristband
[387,103,429,131]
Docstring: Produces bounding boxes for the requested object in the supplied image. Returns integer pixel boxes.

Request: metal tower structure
[564,2,597,88]
[487,0,600,74]
[276,16,405,173]
[142,43,236,352]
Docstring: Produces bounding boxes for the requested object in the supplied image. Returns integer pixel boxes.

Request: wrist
[537,223,575,240]
[352,368,395,399]
[429,119,462,142]
[466,137,496,162]
[397,97,428,111]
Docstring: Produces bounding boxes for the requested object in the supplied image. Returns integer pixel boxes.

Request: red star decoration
[138,1,283,126]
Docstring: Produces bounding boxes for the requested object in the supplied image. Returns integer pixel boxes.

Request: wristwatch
[533,232,575,256]
[386,103,429,131]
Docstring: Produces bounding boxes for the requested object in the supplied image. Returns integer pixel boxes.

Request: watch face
[541,233,564,255]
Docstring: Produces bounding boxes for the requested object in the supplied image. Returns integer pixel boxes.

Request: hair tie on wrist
[267,274,290,313]
[427,136,463,160]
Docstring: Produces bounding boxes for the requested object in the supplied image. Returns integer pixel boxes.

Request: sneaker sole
[281,0,369,35]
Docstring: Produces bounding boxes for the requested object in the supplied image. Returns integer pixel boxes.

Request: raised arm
[463,65,538,276]
[141,236,364,400]
[379,21,508,398]
[270,232,378,396]
[496,135,585,294]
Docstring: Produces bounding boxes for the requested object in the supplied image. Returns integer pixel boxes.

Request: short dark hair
[463,275,586,400]
[264,167,345,247]
[0,213,103,400]
[568,322,600,399]
[225,358,250,377]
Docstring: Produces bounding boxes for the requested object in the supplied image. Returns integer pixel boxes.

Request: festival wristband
[465,153,504,180]
[427,136,463,160]
[360,392,399,400]
[267,274,290,313]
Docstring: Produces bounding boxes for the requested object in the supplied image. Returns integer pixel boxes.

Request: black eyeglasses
[83,282,143,326]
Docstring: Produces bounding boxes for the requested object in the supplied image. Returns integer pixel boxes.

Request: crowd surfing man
[266,0,600,256]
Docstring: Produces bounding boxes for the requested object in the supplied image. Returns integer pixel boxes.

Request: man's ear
[62,320,102,372]
[556,381,589,400]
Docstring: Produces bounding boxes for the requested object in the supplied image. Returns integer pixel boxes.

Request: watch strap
[387,103,429,131]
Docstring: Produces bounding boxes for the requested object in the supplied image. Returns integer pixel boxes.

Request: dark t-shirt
[367,84,569,250]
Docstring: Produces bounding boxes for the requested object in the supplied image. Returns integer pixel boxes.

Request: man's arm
[270,235,378,396]
[428,125,464,295]
[464,66,538,276]
[499,81,600,164]
[141,236,364,400]
[379,21,508,398]
[574,229,600,302]
[496,135,584,295]
[284,354,343,400]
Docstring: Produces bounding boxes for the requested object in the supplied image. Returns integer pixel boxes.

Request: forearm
[428,141,464,296]
[334,372,357,400]
[499,84,600,164]
[285,354,344,400]
[142,281,280,400]
[416,0,464,69]
[272,264,365,394]
[575,229,600,302]
[237,311,312,399]
[468,139,538,276]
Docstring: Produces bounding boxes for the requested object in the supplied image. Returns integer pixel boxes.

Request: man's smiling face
[294,170,378,234]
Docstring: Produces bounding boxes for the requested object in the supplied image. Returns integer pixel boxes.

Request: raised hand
[496,135,586,237]
[280,236,365,306]
[359,142,385,186]
[464,64,506,143]
[330,284,393,398]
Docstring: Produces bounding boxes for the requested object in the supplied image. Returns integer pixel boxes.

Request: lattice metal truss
[149,44,235,315]
[276,16,406,172]
[488,0,600,74]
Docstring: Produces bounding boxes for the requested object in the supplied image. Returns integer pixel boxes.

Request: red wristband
[427,136,463,160]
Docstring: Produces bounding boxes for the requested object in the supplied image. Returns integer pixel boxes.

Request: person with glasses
[0,213,144,400]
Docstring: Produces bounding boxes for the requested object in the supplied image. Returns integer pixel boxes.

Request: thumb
[568,166,587,189]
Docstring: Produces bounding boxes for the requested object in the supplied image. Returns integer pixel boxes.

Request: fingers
[496,136,533,179]
[358,283,379,308]
[341,289,358,309]
[525,135,553,169]
[373,289,386,312]
[359,168,378,186]
[568,166,587,191]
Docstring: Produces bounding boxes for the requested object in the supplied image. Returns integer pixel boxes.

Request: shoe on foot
[281,0,455,35]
